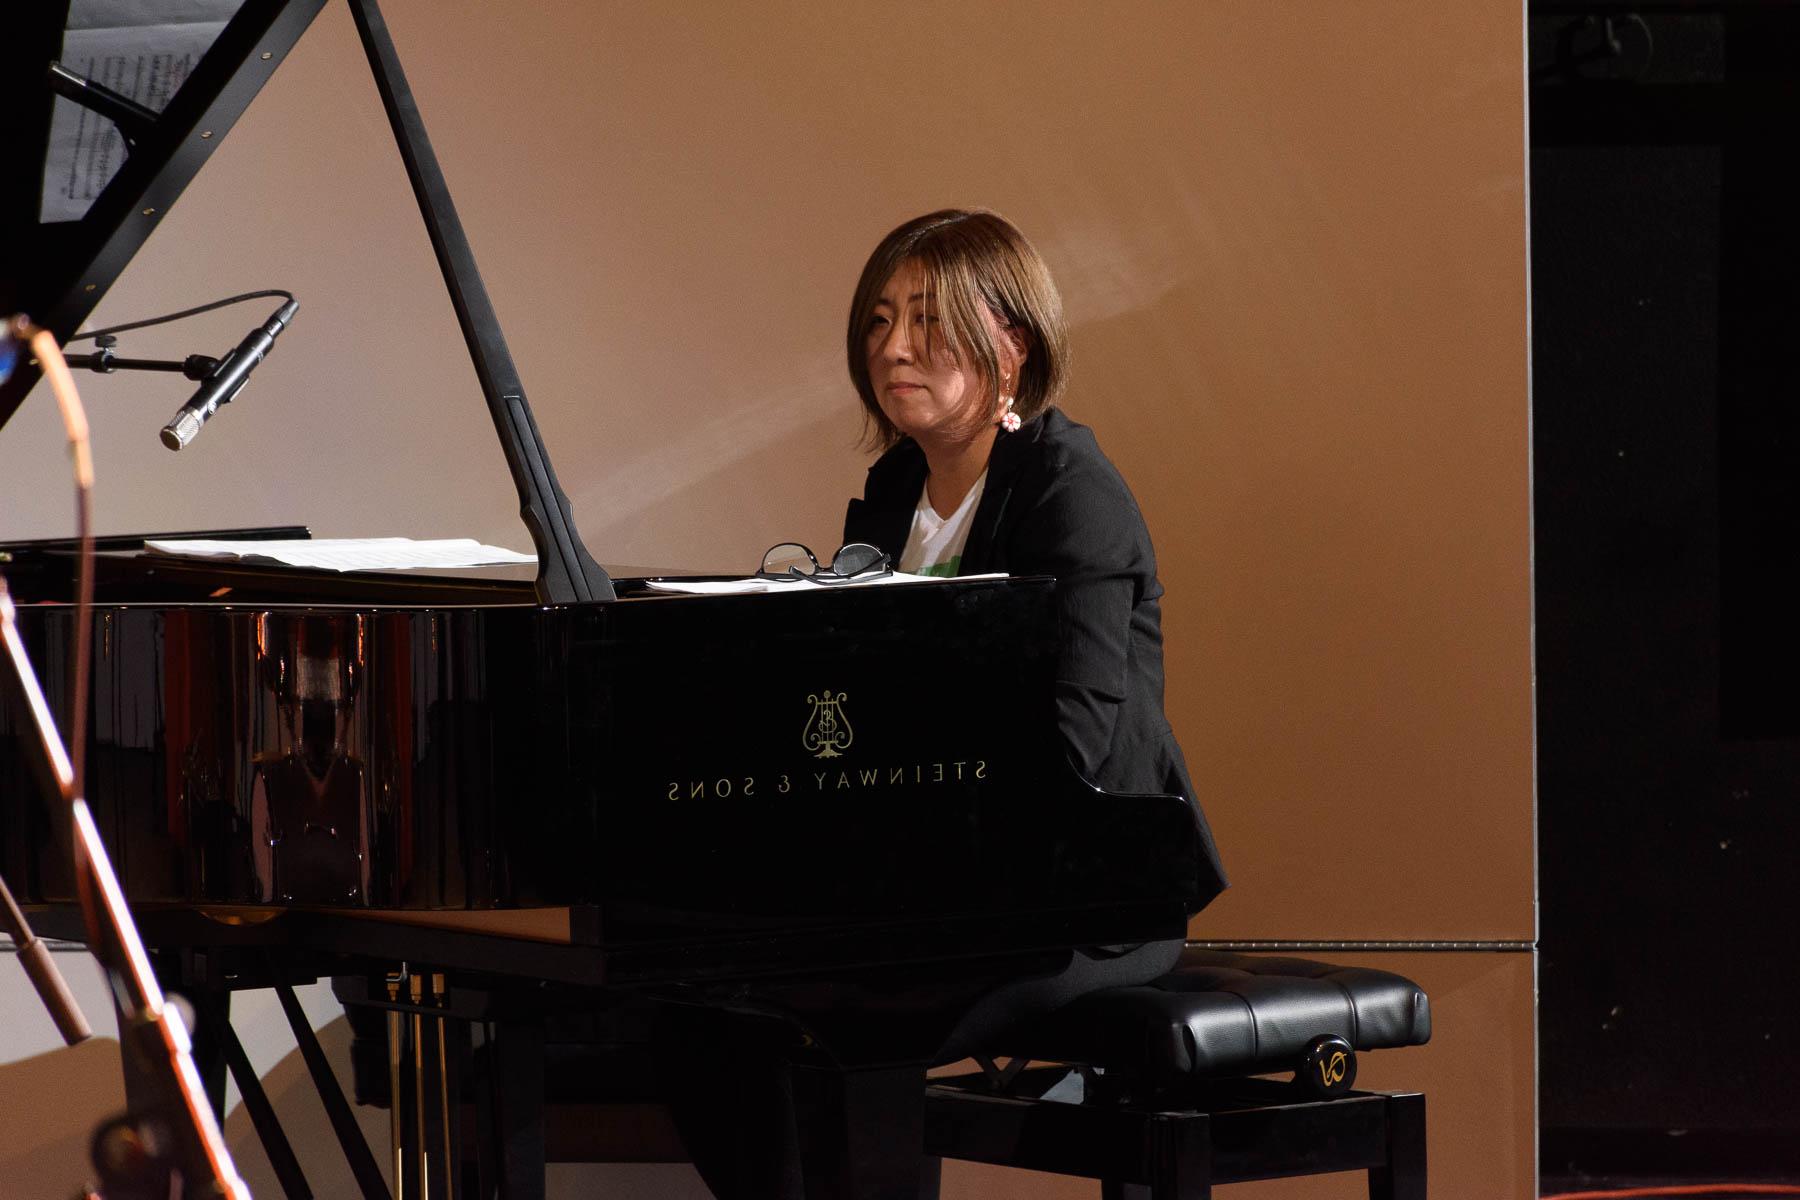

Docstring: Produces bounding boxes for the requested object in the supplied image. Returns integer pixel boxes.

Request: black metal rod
[61,352,219,378]
[344,0,614,606]
[274,978,393,1200]
[48,61,160,147]
[219,1011,315,1200]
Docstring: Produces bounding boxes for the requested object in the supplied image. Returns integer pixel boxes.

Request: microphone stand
[0,868,90,1045]
[1,576,249,1200]
[0,314,92,1048]
[1,315,250,1198]
[57,335,221,382]
[0,863,89,1050]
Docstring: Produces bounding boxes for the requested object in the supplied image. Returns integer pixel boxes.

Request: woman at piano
[842,207,1225,911]
[664,210,1227,1200]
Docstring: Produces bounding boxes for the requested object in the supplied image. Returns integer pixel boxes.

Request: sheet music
[40,0,240,223]
[644,572,1007,596]
[143,537,536,572]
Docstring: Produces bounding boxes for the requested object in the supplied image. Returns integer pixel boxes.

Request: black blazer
[845,408,1226,903]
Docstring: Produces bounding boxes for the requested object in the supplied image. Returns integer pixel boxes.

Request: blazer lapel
[960,413,1044,575]
[845,441,928,562]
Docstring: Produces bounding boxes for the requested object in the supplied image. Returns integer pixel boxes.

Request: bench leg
[1102,1110,1212,1200]
[1369,1092,1426,1200]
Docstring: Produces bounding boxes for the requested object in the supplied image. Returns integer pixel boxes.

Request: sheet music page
[644,572,1007,596]
[142,538,537,572]
[40,0,241,223]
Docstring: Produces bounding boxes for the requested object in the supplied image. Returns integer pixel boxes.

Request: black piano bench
[924,949,1432,1199]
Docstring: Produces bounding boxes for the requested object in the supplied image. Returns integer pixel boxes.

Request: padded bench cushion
[997,947,1431,1084]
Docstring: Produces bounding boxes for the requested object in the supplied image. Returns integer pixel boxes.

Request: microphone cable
[6,315,95,803]
[66,287,294,344]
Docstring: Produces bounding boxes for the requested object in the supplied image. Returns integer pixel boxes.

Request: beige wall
[2,1,1533,1195]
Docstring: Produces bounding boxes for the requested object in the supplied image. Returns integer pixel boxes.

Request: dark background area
[0,4,69,316]
[1532,1,1800,1180]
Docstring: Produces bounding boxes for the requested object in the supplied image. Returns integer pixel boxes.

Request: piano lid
[0,0,614,605]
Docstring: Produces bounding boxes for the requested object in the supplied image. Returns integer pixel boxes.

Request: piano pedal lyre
[388,966,459,1200]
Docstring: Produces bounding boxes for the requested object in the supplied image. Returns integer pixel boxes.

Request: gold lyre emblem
[803,690,854,759]
[1318,1049,1348,1088]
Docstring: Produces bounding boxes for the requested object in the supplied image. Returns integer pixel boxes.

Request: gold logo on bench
[1318,1050,1348,1088]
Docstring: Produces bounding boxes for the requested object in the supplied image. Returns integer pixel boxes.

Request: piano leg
[476,1016,546,1200]
[792,1062,931,1200]
[182,988,231,1123]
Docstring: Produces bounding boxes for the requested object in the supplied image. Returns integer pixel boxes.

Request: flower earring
[998,374,1022,432]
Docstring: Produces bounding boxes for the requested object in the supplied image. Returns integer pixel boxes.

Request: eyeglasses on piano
[756,542,892,585]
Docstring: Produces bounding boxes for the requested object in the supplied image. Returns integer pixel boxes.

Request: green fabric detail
[916,557,961,578]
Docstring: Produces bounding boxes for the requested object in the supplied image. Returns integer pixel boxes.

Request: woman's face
[866,260,1009,445]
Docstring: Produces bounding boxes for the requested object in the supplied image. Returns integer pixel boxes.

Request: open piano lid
[0,0,615,604]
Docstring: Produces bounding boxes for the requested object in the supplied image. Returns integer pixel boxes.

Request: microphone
[161,297,298,450]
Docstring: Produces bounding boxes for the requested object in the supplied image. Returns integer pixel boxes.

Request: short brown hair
[847,209,1069,449]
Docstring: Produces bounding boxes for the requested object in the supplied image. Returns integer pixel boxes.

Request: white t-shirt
[898,471,987,577]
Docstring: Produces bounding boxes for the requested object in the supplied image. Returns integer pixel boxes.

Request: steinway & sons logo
[662,686,989,801]
[803,689,853,758]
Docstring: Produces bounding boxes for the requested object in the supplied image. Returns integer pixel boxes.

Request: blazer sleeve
[1006,448,1152,783]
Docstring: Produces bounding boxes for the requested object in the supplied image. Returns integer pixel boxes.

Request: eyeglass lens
[761,543,820,577]
[829,543,886,577]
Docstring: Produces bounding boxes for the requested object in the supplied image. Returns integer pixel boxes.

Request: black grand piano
[0,4,1211,1197]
